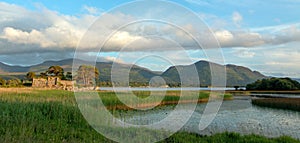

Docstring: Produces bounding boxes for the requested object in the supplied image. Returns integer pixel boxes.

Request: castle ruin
[32,77,73,91]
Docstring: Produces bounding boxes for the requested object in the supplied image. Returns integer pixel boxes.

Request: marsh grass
[0,88,298,142]
[252,98,300,111]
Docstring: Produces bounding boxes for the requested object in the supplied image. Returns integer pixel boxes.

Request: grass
[0,90,107,142]
[0,88,299,142]
[94,90,231,110]
[252,98,300,111]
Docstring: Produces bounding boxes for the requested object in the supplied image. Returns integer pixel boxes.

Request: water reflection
[120,98,300,139]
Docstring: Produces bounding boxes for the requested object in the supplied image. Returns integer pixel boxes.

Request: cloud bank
[1,2,300,55]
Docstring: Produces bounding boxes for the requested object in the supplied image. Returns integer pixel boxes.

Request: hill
[0,59,266,86]
[162,61,266,86]
[0,59,158,83]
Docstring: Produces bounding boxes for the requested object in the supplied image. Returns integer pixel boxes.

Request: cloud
[1,1,300,68]
[0,2,99,54]
[224,43,300,78]
[271,25,300,44]
[213,23,300,48]
[232,48,256,58]
[101,56,125,63]
[214,30,265,47]
[232,12,243,27]
[83,5,102,15]
[0,3,137,53]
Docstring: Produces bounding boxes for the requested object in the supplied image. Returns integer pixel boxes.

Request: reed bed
[252,98,300,111]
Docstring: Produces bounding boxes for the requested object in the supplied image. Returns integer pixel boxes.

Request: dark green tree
[7,79,22,87]
[65,72,72,80]
[233,86,240,90]
[0,77,6,87]
[39,72,47,79]
[26,72,36,81]
[246,77,300,90]
[47,65,65,79]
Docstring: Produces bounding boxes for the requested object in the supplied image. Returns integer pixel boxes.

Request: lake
[118,96,300,139]
[99,87,237,91]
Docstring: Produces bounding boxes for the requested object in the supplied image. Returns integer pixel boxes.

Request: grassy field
[252,98,300,111]
[0,88,299,142]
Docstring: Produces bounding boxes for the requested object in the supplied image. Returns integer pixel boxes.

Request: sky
[0,0,300,77]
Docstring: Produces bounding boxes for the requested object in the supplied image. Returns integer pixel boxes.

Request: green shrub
[246,77,300,90]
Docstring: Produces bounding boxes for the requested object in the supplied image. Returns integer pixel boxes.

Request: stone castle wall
[32,77,73,91]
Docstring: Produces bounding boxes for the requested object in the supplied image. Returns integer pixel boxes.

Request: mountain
[162,61,266,86]
[95,62,158,83]
[0,59,158,83]
[0,59,266,86]
[0,62,29,73]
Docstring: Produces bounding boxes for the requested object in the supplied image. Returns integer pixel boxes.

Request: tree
[66,72,72,80]
[233,86,239,91]
[246,77,300,90]
[39,72,47,79]
[26,72,36,81]
[0,77,6,87]
[76,65,99,87]
[47,65,64,79]
[7,79,22,87]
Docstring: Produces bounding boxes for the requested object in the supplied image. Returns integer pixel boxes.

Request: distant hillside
[0,59,266,86]
[0,59,158,84]
[162,61,266,86]
[0,62,29,73]
[226,64,266,86]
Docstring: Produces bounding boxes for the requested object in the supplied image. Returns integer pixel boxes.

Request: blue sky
[0,0,300,77]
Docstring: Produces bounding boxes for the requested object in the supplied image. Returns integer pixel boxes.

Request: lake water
[119,96,300,139]
[99,87,237,91]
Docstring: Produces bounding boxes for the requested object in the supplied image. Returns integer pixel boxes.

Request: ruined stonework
[32,77,74,91]
[32,78,47,88]
[59,80,74,91]
[47,77,60,88]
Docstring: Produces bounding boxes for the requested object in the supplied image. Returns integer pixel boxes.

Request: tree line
[25,65,72,81]
[246,77,300,90]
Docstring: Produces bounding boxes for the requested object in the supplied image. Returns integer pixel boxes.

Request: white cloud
[102,56,125,63]
[1,27,50,47]
[83,5,101,15]
[215,30,234,43]
[0,3,138,53]
[2,1,300,71]
[214,30,265,47]
[1,2,300,54]
[224,43,300,78]
[232,12,243,27]
[232,48,255,58]
[0,2,98,53]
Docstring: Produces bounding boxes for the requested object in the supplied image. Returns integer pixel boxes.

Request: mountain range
[0,59,266,86]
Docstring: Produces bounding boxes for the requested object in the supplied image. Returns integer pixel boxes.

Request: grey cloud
[1,1,300,61]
